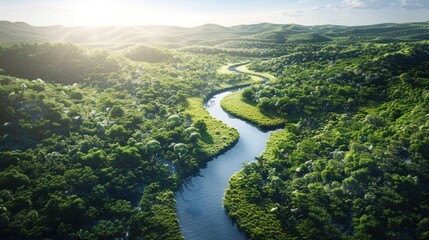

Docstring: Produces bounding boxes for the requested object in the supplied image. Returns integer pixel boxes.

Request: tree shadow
[200,132,214,144]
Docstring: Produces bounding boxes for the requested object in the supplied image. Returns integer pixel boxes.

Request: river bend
[176,89,276,240]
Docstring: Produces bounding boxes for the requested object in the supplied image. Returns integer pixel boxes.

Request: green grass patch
[235,64,276,82]
[217,63,237,75]
[215,63,259,91]
[185,97,239,158]
[217,62,275,82]
[217,63,276,82]
[221,90,286,129]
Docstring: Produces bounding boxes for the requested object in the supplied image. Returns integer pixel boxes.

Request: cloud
[293,0,429,13]
[311,5,327,11]
[312,0,396,10]
[400,0,429,9]
[278,10,304,17]
[340,0,394,9]
[326,0,429,10]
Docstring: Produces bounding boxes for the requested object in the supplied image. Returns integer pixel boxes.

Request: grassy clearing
[217,62,248,75]
[217,63,237,75]
[214,63,257,91]
[185,97,239,157]
[235,64,276,81]
[221,90,286,129]
[217,62,275,82]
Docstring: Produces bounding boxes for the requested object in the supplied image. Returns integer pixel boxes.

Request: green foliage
[188,132,201,144]
[221,90,286,129]
[110,146,142,168]
[0,169,30,190]
[129,183,183,239]
[105,124,129,141]
[125,45,173,63]
[224,41,429,239]
[146,140,161,155]
[1,22,429,240]
[109,105,125,118]
[192,119,207,133]
[0,43,125,84]
[80,148,107,169]
[244,41,429,118]
[0,42,242,239]
[167,114,182,127]
[184,98,239,158]
[173,143,187,155]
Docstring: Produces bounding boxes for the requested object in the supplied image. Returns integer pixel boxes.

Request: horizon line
[1,20,429,29]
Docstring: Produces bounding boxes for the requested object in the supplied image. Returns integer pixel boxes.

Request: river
[175,89,276,240]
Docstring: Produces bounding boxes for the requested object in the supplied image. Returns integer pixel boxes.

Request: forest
[224,40,429,239]
[0,41,248,239]
[0,21,428,239]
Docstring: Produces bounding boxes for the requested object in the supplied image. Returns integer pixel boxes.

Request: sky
[0,0,428,27]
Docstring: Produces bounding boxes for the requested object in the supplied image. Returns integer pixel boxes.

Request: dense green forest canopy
[224,41,429,239]
[0,21,428,239]
[0,41,245,239]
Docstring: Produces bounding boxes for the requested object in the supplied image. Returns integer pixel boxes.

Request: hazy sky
[0,0,428,27]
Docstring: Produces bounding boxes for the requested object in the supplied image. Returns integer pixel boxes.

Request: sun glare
[70,0,119,25]
[69,0,133,26]
[66,0,187,26]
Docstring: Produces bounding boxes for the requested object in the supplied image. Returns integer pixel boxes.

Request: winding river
[176,88,276,239]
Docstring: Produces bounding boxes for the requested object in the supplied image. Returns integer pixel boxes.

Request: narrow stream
[176,89,276,240]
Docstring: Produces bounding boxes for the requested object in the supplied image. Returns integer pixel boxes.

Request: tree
[193,119,207,133]
[90,220,125,239]
[105,124,129,140]
[188,132,201,146]
[417,218,429,239]
[173,143,187,157]
[355,214,383,239]
[0,169,30,190]
[167,114,181,127]
[64,167,98,193]
[81,148,107,168]
[111,146,141,168]
[146,140,161,160]
[173,143,188,174]
[45,194,86,224]
[109,105,125,118]
[242,88,254,102]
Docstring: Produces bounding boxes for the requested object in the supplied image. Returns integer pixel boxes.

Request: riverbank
[219,63,286,130]
[221,90,286,130]
[234,64,276,82]
[174,63,279,239]
[223,130,291,239]
[145,67,257,240]
[218,62,276,82]
[184,97,239,159]
[176,90,276,240]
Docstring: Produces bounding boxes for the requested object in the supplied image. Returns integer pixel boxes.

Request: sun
[68,0,130,26]
[65,0,193,26]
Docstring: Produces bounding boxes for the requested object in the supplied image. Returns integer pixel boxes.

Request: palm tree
[145,140,161,161]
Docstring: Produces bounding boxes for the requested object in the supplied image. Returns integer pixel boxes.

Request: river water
[175,90,276,240]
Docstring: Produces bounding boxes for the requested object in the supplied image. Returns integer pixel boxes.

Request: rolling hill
[1,21,429,49]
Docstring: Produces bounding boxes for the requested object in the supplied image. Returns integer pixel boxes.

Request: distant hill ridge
[1,21,428,47]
